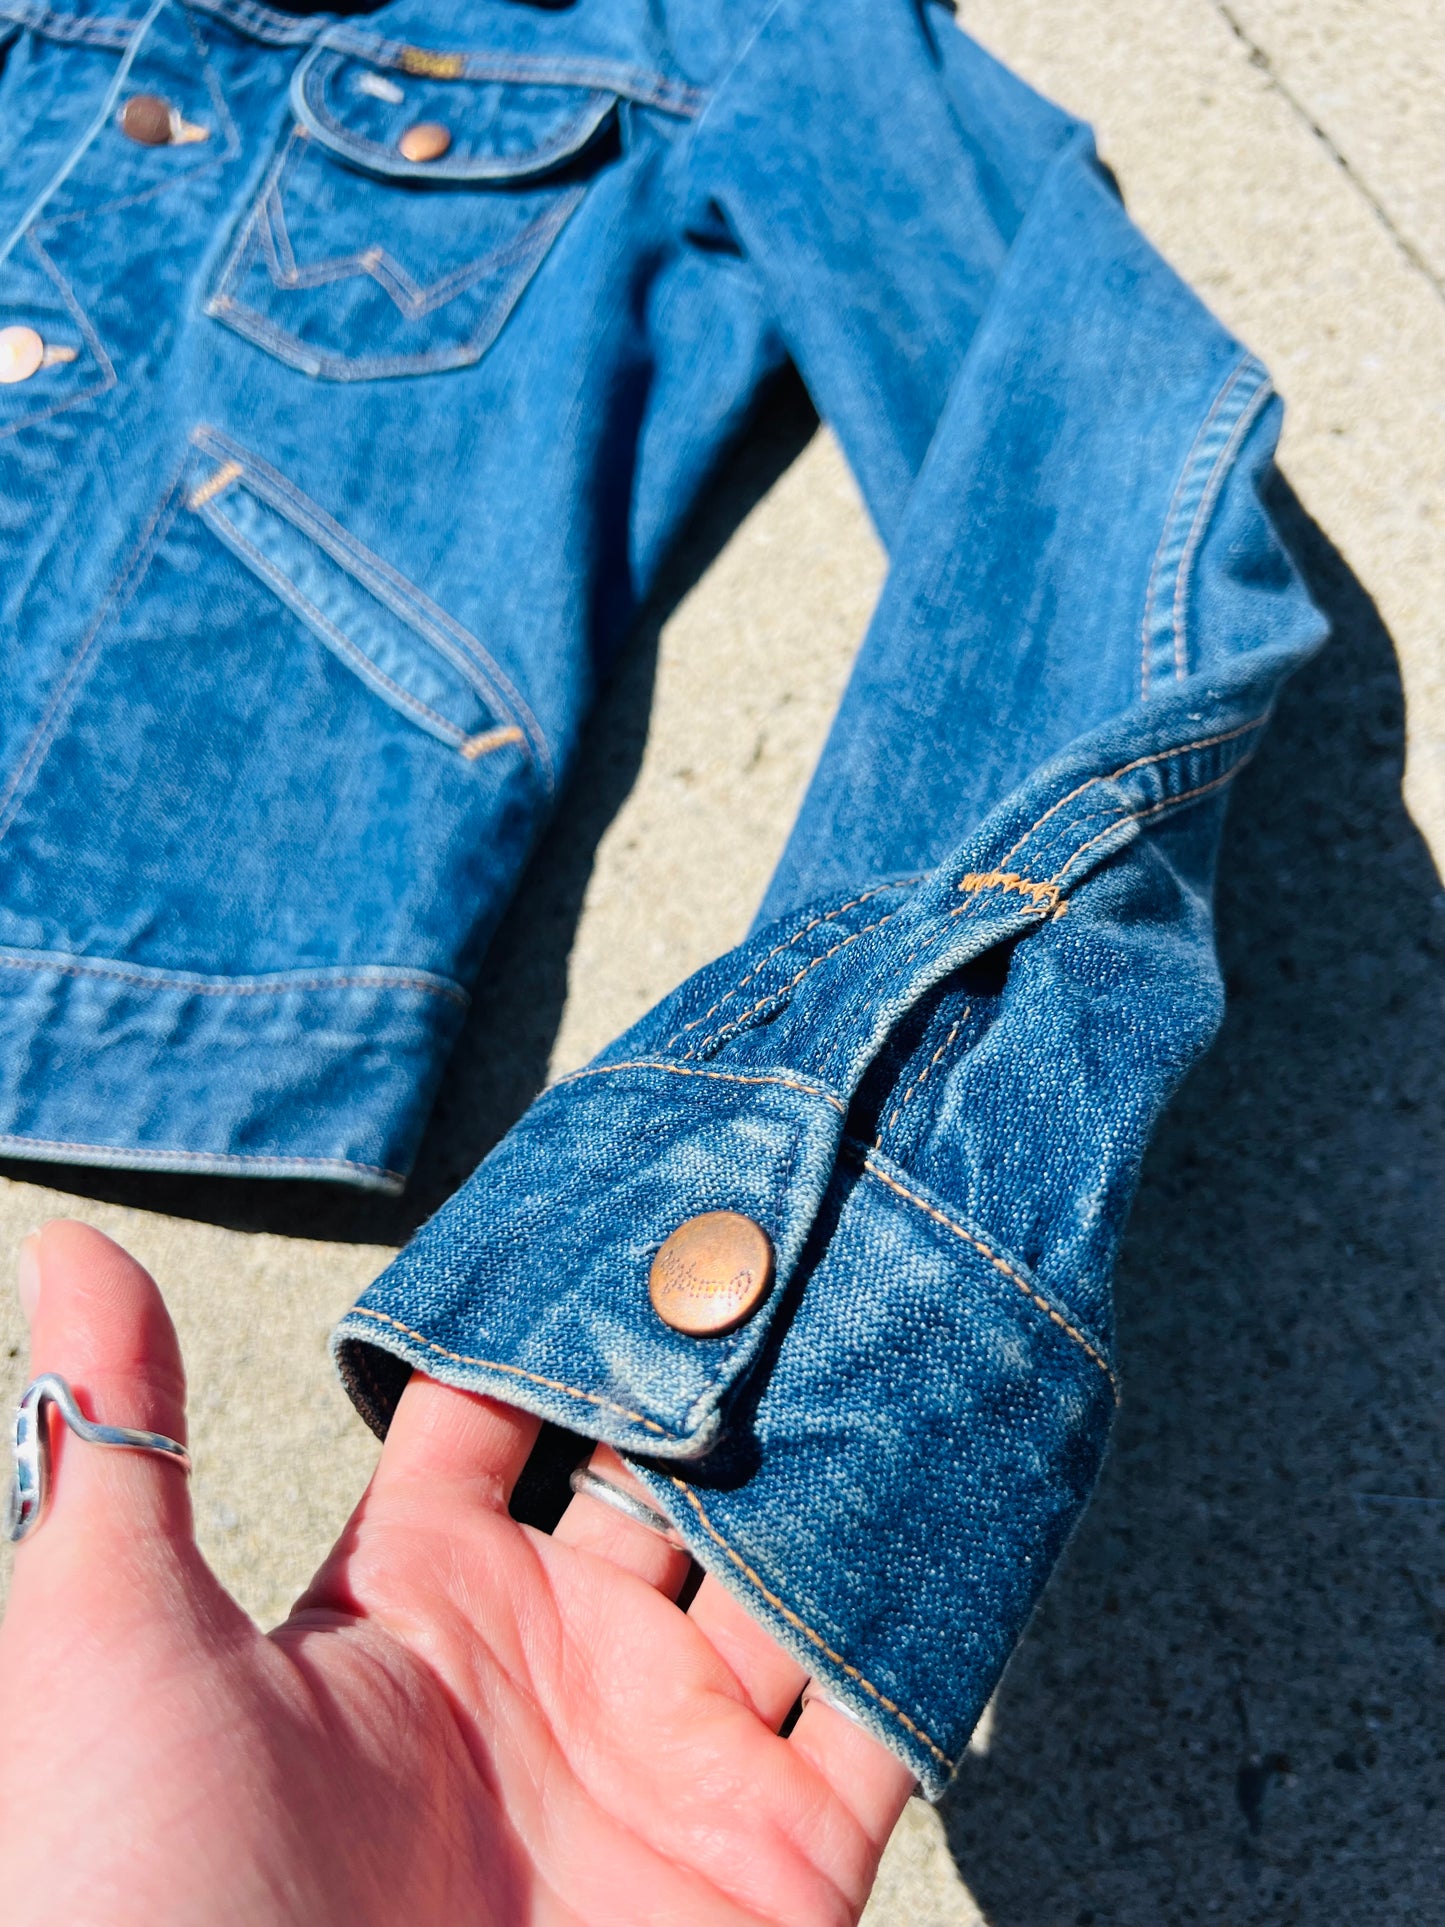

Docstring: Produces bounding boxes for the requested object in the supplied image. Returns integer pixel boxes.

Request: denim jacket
[0,0,1324,1791]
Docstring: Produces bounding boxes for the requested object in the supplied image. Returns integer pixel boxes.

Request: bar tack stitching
[674,721,1268,1058]
[902,732,1268,967]
[859,1158,1118,1400]
[667,1479,954,1773]
[957,871,1059,912]
[187,460,242,510]
[346,1307,672,1437]
[461,725,525,762]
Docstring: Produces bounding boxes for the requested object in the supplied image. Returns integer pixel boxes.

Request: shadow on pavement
[940,479,1443,1925]
[0,371,821,1247]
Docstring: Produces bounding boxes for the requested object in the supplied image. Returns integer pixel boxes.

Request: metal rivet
[648,1212,774,1337]
[0,327,45,386]
[398,121,452,163]
[120,93,175,145]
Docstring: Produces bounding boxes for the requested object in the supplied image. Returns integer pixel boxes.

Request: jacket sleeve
[332,0,1326,1794]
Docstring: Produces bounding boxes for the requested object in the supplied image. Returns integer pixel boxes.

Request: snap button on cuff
[398,121,452,162]
[649,1212,774,1337]
[0,327,44,385]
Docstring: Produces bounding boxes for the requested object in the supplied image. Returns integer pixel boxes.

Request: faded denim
[1,0,1325,1789]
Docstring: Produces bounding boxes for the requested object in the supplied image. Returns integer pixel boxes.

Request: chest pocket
[207,44,618,381]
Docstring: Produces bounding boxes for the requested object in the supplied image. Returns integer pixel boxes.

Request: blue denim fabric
[2,0,1326,1790]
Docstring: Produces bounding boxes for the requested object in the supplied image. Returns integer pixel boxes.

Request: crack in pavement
[1211,1,1445,305]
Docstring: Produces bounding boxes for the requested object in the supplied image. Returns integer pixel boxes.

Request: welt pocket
[187,428,533,767]
[206,43,621,381]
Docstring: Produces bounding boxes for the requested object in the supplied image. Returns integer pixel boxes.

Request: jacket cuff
[333,662,1290,1794]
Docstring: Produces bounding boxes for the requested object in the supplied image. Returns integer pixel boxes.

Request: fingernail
[17,1233,41,1324]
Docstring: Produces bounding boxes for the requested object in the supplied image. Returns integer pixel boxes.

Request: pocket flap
[291,45,617,184]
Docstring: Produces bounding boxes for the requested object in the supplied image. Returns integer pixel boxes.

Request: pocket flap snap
[291,45,618,184]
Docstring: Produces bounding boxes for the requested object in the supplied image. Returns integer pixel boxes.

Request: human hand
[0,1222,912,1924]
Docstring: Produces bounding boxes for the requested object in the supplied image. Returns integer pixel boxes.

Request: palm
[0,1224,909,1924]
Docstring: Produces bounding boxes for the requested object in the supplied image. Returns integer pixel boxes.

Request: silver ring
[568,1466,686,1549]
[802,1680,871,1732]
[6,1372,191,1545]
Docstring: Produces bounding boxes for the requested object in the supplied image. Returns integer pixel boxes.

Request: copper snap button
[120,93,175,145]
[398,121,452,163]
[649,1212,774,1338]
[0,327,45,385]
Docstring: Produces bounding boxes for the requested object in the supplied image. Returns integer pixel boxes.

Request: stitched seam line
[197,503,471,747]
[1140,358,1249,698]
[684,907,909,1058]
[667,1480,953,1772]
[345,1307,672,1437]
[679,726,1259,1056]
[858,1157,1118,1401]
[39,11,243,225]
[192,425,551,787]
[0,952,466,1003]
[304,59,618,174]
[0,1132,400,1180]
[0,461,186,848]
[1170,375,1275,682]
[552,1060,845,1112]
[184,0,327,47]
[908,757,1254,969]
[1011,745,1264,878]
[306,37,705,113]
[878,1016,966,1143]
[1047,762,1250,892]
[664,878,922,1047]
[0,230,117,443]
[993,715,1269,873]
[264,159,582,315]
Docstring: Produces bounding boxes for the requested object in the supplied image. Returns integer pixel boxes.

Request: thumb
[8,1221,195,1587]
